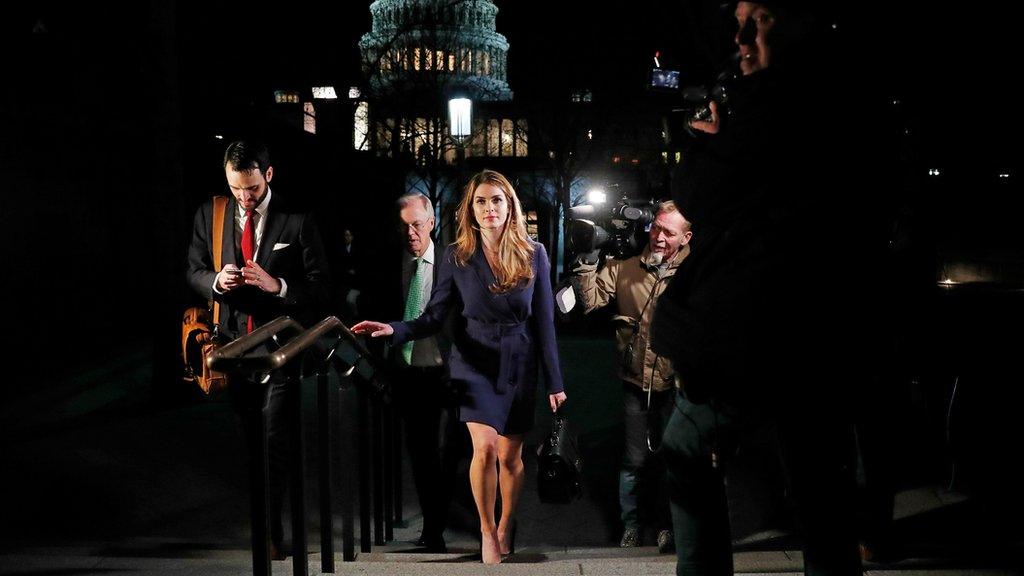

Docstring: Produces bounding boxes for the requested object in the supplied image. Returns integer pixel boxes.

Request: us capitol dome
[359,0,514,102]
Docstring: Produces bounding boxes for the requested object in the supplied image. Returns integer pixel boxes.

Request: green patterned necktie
[401,257,424,364]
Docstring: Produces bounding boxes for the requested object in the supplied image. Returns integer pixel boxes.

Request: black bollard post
[339,378,356,561]
[382,403,395,542]
[288,370,308,576]
[317,371,334,573]
[372,399,385,546]
[393,414,404,527]
[250,399,272,576]
[358,386,372,553]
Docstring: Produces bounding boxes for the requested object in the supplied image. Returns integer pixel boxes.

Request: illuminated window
[348,87,362,99]
[501,119,513,156]
[466,119,527,158]
[515,119,529,157]
[488,119,500,156]
[425,48,433,71]
[274,90,300,104]
[414,47,421,71]
[612,156,621,164]
[448,53,456,72]
[413,117,434,165]
[353,101,369,151]
[661,151,669,163]
[469,119,486,157]
[312,86,337,99]
[304,102,316,134]
[675,151,682,163]
[436,49,444,71]
[376,118,397,154]
[483,51,491,75]
[399,118,411,147]
[571,90,593,103]
[526,210,538,239]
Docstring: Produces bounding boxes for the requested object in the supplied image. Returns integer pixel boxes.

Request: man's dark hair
[223,140,271,174]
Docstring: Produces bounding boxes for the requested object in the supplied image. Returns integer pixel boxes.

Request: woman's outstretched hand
[549,391,567,413]
[350,320,394,338]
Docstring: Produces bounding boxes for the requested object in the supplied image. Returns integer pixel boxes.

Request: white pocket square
[273,243,290,251]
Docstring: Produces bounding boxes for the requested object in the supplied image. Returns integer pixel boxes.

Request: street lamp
[448,97,472,149]
[444,96,473,243]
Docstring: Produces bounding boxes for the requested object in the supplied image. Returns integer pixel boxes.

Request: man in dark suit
[364,192,463,552]
[337,228,362,321]
[187,140,330,560]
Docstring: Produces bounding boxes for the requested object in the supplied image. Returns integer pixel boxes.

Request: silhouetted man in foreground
[652,2,867,574]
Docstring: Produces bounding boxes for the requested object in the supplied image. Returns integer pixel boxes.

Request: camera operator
[651,1,868,575]
[573,200,692,552]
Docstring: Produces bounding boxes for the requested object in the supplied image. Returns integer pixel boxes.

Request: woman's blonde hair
[454,169,534,293]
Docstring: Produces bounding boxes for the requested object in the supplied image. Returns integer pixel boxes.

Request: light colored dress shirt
[402,240,442,367]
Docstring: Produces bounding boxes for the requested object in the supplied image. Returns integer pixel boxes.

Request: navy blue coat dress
[390,241,564,435]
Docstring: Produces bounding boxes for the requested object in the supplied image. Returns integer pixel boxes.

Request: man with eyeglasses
[368,192,464,552]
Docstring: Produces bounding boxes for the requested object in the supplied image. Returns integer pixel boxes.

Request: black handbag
[535,410,583,503]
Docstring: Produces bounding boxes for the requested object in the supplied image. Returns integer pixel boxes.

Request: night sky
[8,1,1016,170]
[169,1,1020,173]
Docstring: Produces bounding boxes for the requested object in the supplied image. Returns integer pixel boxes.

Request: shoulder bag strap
[211,196,228,331]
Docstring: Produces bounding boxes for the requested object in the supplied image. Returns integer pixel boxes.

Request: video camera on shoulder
[554,191,654,320]
[569,189,655,262]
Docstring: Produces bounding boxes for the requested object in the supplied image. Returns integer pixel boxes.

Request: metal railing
[207,315,392,576]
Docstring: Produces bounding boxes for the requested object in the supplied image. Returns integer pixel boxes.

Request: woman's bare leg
[467,422,501,564]
[496,433,525,555]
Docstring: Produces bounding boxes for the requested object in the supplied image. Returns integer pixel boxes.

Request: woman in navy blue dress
[353,170,567,564]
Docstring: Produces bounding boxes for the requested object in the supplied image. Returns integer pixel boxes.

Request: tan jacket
[576,245,689,391]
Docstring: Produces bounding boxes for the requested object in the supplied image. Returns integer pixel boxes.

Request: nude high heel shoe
[481,530,501,565]
[500,520,517,557]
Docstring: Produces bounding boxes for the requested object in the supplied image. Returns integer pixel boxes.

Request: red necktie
[242,209,256,333]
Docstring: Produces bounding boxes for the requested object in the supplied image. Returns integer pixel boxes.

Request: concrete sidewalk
[2,482,1020,576]
[3,340,1022,576]
[2,545,1019,575]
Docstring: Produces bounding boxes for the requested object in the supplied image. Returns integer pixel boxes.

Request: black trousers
[853,374,898,549]
[661,389,861,576]
[230,373,292,548]
[620,383,674,532]
[392,364,465,541]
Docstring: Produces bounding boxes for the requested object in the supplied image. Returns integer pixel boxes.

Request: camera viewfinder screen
[650,69,680,90]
